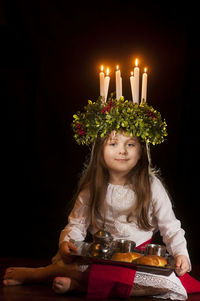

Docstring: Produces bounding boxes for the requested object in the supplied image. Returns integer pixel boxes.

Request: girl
[3,98,193,299]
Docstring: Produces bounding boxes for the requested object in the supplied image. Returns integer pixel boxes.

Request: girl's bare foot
[52,277,71,294]
[3,267,44,286]
[52,276,87,294]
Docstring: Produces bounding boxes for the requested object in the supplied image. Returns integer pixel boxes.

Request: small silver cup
[113,239,136,253]
[142,244,166,257]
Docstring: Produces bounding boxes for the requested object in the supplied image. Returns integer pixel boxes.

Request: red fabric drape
[87,238,152,299]
[179,273,200,294]
[87,264,136,299]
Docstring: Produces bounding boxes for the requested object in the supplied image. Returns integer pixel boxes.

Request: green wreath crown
[72,94,167,146]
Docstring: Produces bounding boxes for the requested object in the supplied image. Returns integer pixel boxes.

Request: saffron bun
[111,252,143,262]
[135,255,167,267]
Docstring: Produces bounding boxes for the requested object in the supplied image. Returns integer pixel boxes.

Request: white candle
[116,65,121,99]
[130,71,135,103]
[104,67,110,102]
[120,76,122,98]
[141,68,148,103]
[99,65,105,99]
[133,59,139,104]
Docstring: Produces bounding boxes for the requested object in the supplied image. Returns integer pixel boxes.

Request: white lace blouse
[59,176,190,260]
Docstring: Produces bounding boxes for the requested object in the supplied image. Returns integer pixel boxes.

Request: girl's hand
[175,255,190,276]
[59,241,78,264]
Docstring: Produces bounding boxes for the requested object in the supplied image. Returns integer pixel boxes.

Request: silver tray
[70,242,175,276]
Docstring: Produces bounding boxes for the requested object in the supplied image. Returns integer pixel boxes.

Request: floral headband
[72,94,167,146]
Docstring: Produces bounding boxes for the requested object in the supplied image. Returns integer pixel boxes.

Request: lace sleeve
[59,189,91,245]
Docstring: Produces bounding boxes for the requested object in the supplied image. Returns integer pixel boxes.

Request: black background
[1,1,200,264]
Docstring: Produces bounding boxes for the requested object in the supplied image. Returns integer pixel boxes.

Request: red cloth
[179,273,200,294]
[87,264,136,299]
[86,239,153,299]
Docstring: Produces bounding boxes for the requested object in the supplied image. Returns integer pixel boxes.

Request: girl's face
[103,131,141,180]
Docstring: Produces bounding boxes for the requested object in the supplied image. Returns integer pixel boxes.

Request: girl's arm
[59,189,91,246]
[151,176,191,273]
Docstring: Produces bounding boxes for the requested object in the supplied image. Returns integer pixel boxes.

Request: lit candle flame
[144,67,147,73]
[135,58,138,67]
[101,65,104,72]
[131,71,133,76]
[116,65,119,70]
[106,68,109,76]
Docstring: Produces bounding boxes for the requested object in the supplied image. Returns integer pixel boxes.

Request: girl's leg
[3,262,89,286]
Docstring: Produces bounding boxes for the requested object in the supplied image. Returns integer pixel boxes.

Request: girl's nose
[119,146,127,155]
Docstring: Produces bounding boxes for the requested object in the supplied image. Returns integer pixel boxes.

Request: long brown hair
[74,135,154,231]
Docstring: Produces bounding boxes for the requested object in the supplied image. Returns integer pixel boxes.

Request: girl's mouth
[115,158,129,161]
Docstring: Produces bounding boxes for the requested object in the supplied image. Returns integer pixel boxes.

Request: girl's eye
[110,143,116,146]
[127,143,135,147]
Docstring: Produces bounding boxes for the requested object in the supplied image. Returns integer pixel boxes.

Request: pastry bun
[111,252,143,262]
[135,255,167,267]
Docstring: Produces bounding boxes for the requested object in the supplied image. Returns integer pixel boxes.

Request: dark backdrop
[1,1,200,264]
